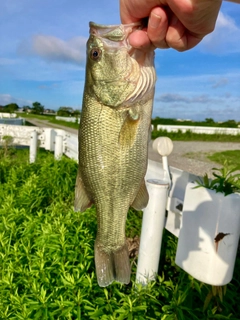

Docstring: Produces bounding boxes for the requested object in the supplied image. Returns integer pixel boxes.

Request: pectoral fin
[131,179,149,210]
[74,169,92,212]
[119,109,140,149]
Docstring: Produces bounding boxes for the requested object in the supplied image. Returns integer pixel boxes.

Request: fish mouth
[89,21,154,65]
[89,21,141,52]
[89,21,141,39]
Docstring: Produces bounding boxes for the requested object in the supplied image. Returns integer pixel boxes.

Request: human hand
[120,0,222,52]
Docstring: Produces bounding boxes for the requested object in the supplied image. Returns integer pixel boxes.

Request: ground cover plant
[0,149,240,319]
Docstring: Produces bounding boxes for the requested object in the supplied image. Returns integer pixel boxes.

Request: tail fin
[94,242,131,287]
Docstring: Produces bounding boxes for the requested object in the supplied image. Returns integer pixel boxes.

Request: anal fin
[74,169,92,212]
[131,179,149,210]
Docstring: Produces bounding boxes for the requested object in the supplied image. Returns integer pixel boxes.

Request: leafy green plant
[0,135,14,157]
[195,161,240,195]
[0,150,240,319]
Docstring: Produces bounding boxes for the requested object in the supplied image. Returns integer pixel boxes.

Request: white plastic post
[54,135,63,160]
[136,137,173,285]
[136,179,169,284]
[29,130,38,163]
[152,137,173,186]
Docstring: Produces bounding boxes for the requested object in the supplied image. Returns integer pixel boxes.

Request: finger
[147,7,169,49]
[166,14,203,51]
[128,30,154,52]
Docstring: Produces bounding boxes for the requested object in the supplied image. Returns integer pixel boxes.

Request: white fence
[157,124,240,135]
[56,116,80,124]
[0,124,78,159]
[0,112,17,118]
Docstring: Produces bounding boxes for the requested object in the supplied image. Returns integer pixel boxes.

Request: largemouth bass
[74,22,156,287]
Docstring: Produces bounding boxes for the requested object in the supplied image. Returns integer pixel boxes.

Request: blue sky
[0,0,239,121]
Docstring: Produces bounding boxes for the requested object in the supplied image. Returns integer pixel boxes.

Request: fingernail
[149,12,161,29]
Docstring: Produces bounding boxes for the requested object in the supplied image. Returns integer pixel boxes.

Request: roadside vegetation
[50,118,79,130]
[0,148,240,319]
[152,129,240,142]
[21,113,79,130]
[151,117,240,142]
[151,117,239,129]
[208,150,240,168]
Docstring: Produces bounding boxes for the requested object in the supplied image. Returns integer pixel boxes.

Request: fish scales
[75,22,156,287]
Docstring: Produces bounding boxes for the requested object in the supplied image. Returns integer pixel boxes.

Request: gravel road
[26,118,240,177]
[148,141,240,177]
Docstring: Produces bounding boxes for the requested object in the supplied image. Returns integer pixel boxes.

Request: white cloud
[152,101,240,122]
[155,93,220,104]
[200,12,240,53]
[0,94,32,107]
[18,35,87,65]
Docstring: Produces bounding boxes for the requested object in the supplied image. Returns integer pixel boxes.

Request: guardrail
[156,124,240,135]
[0,118,25,125]
[0,124,78,160]
[0,112,17,118]
[56,116,80,124]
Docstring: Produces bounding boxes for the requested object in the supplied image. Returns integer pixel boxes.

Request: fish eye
[90,48,102,61]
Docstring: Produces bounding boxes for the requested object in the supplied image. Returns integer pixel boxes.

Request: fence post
[136,137,173,285]
[136,179,169,284]
[29,130,38,163]
[54,135,63,159]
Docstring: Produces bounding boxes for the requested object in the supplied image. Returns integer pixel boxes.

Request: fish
[74,21,156,287]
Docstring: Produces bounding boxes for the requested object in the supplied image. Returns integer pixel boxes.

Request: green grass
[151,117,238,128]
[1,149,240,319]
[152,129,240,142]
[50,118,79,130]
[19,112,55,121]
[20,112,79,130]
[208,150,240,168]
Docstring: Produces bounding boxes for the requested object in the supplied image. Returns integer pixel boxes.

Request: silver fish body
[75,22,156,287]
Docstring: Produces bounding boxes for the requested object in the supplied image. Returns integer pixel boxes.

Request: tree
[31,102,44,114]
[221,119,237,128]
[205,118,215,124]
[73,109,81,117]
[22,105,31,112]
[4,103,19,113]
[57,107,74,117]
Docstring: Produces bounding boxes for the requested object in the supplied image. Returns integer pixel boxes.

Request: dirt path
[26,118,79,135]
[148,141,240,177]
